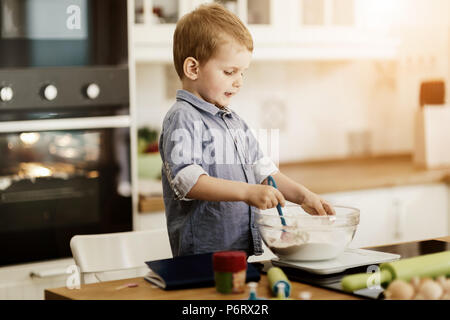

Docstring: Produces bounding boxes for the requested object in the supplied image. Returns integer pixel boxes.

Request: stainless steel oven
[0,0,132,266]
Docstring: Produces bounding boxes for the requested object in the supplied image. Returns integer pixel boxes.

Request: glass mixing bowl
[256,204,360,261]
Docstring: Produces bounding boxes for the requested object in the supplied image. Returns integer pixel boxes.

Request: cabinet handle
[29,268,68,279]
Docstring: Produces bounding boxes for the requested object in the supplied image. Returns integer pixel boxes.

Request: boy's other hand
[244,184,286,210]
[301,189,335,216]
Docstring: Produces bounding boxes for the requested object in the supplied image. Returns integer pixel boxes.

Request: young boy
[159,3,335,257]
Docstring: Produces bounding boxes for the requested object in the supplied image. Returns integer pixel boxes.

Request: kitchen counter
[45,236,450,300]
[279,153,450,194]
[139,154,450,213]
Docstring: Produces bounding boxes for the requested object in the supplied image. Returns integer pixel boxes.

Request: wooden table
[45,236,450,300]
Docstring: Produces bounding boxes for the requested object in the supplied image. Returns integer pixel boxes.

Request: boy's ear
[183,57,200,80]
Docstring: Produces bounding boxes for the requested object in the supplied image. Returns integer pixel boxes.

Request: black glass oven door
[0,120,132,266]
[0,0,127,67]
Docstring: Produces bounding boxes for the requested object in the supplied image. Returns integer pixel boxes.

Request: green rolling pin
[341,251,450,292]
[267,267,291,298]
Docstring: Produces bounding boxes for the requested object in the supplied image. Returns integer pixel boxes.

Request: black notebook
[144,252,261,290]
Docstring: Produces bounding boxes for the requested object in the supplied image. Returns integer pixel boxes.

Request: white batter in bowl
[256,204,360,261]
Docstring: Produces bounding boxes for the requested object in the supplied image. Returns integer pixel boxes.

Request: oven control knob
[0,86,14,102]
[85,83,100,100]
[42,84,58,101]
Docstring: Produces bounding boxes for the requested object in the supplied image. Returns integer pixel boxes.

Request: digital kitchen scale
[258,240,450,299]
[272,248,401,275]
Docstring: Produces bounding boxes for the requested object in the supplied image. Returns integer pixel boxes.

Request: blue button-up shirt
[159,90,278,257]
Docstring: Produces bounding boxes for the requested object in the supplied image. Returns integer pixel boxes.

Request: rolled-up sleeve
[160,109,208,200]
[253,155,278,184]
[171,164,208,200]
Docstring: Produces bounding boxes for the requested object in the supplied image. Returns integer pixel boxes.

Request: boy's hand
[244,184,286,210]
[300,189,335,216]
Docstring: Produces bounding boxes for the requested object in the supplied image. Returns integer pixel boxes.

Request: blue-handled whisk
[267,175,287,227]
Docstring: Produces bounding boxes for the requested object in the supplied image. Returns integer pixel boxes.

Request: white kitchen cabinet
[238,0,289,45]
[132,0,188,62]
[322,187,394,248]
[132,0,287,62]
[284,0,399,60]
[0,258,75,300]
[322,183,449,248]
[130,0,399,62]
[390,184,449,243]
[133,0,190,44]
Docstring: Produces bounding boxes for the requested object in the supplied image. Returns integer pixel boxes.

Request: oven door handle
[0,115,131,132]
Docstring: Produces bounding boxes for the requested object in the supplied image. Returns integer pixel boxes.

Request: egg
[436,276,450,293]
[385,280,415,300]
[419,277,434,287]
[417,280,444,300]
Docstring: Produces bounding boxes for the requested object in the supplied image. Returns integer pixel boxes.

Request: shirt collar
[176,90,233,117]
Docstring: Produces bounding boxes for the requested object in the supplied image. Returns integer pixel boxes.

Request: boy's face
[194,40,251,108]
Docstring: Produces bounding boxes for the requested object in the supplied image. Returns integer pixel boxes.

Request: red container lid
[213,251,247,273]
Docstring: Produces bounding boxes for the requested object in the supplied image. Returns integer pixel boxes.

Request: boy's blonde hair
[173,3,253,79]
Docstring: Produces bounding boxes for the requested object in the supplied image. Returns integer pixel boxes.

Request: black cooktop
[256,240,450,299]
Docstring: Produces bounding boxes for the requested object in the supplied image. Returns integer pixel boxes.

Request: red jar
[213,251,247,294]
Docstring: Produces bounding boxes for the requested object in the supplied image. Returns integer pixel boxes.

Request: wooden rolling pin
[341,251,450,292]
